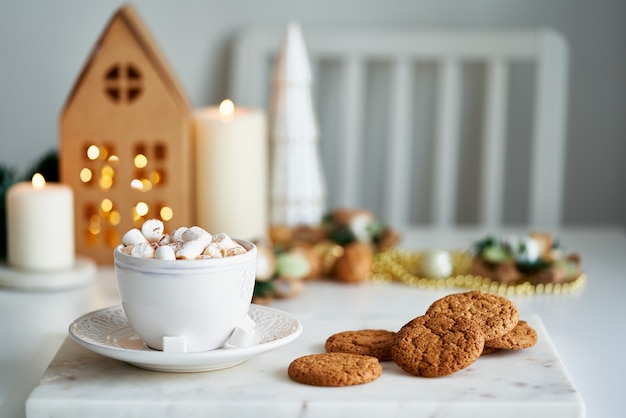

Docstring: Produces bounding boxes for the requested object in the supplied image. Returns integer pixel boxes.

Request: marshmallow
[130,241,155,258]
[176,240,205,260]
[203,243,227,258]
[170,227,187,243]
[158,234,172,246]
[211,232,236,247]
[155,245,176,260]
[227,245,247,257]
[182,226,212,247]
[141,219,164,243]
[122,228,148,246]
[203,232,244,258]
[120,244,134,255]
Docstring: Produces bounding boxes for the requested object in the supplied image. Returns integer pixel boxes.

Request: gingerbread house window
[80,143,118,191]
[130,141,168,192]
[104,62,143,103]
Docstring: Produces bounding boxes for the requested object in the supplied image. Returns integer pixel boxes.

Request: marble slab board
[26,314,584,418]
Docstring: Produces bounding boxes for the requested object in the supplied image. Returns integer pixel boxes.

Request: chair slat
[339,56,365,208]
[385,59,412,225]
[481,59,508,227]
[433,59,462,227]
[530,32,568,227]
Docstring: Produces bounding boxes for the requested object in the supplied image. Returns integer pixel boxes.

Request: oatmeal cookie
[485,320,537,350]
[325,329,396,361]
[287,353,382,386]
[425,290,519,340]
[391,313,484,377]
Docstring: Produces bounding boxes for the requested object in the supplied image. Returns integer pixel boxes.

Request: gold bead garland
[371,248,587,296]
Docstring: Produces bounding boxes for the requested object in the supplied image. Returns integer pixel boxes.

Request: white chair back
[230,28,568,229]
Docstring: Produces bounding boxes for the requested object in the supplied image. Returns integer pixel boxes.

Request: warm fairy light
[141,179,153,191]
[134,154,148,168]
[160,206,174,221]
[99,165,114,190]
[99,175,113,190]
[135,202,149,216]
[80,168,92,183]
[31,173,46,189]
[88,215,101,235]
[101,165,114,177]
[129,178,152,192]
[98,146,109,160]
[108,155,119,163]
[87,145,100,160]
[149,170,161,184]
[130,179,143,190]
[101,198,113,213]
[219,99,235,122]
[109,210,121,225]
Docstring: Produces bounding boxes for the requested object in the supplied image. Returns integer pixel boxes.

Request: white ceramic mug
[114,240,256,352]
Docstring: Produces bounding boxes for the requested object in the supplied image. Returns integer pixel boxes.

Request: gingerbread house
[60,4,194,264]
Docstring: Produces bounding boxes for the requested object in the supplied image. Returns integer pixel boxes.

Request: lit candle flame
[32,173,46,189]
[219,99,235,122]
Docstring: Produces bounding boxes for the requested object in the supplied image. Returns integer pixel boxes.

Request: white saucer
[0,256,96,290]
[68,304,303,372]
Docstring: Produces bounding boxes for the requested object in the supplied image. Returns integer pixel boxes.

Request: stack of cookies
[288,290,537,386]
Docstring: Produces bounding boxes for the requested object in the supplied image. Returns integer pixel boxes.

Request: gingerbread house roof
[61,4,190,116]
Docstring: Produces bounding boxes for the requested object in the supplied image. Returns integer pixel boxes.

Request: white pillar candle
[194,100,268,240]
[6,173,75,271]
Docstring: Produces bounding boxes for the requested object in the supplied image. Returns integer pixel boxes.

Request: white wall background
[0,0,624,226]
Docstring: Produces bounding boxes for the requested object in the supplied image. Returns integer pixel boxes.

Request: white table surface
[1,226,624,417]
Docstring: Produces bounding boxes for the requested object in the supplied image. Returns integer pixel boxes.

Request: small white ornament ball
[422,250,453,278]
